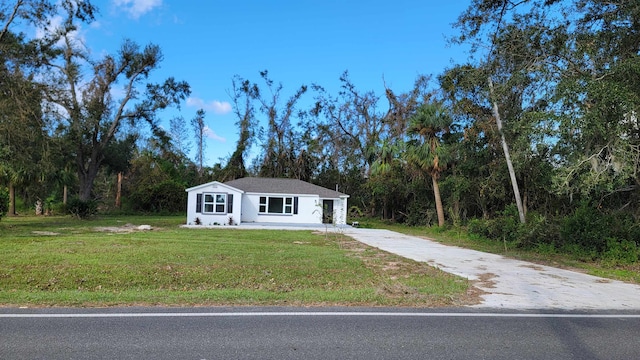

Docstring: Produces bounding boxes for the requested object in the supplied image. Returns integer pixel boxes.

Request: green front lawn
[0,215,473,307]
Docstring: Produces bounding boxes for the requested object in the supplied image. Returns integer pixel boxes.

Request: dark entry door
[322,200,334,224]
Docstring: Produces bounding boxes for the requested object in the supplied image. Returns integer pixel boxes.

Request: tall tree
[0,0,59,43]
[220,75,259,181]
[254,70,308,178]
[45,29,190,201]
[369,139,406,220]
[313,71,387,177]
[0,28,48,215]
[169,115,191,159]
[454,0,640,218]
[0,0,98,211]
[453,0,568,223]
[405,103,454,227]
[552,0,640,206]
[191,109,206,176]
[0,59,45,215]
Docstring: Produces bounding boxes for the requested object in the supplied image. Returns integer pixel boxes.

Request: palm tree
[370,139,405,219]
[405,103,453,227]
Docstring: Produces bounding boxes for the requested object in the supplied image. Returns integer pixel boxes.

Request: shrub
[517,212,561,249]
[468,205,520,243]
[602,238,638,265]
[129,180,186,214]
[348,206,364,218]
[467,218,489,238]
[66,198,98,219]
[560,203,640,262]
[48,202,68,216]
[467,206,560,250]
[560,203,609,254]
[405,202,435,227]
[490,205,521,241]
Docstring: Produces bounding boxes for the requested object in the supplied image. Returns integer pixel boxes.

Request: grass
[361,219,640,284]
[0,215,473,307]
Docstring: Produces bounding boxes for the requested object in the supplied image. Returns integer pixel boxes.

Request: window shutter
[293,197,298,214]
[227,194,233,213]
[196,193,202,213]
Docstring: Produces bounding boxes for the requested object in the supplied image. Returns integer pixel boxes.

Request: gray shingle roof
[224,177,347,198]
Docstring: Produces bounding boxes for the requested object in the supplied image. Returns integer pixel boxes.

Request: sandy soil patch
[93,224,153,233]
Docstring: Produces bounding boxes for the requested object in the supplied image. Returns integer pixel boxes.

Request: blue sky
[77,0,472,165]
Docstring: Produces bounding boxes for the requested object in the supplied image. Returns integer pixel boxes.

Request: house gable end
[185,181,244,194]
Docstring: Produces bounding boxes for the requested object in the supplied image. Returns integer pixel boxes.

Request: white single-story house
[185,177,349,226]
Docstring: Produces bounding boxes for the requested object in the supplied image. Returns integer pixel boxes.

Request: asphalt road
[2,308,640,360]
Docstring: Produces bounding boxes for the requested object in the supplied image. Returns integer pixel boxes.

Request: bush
[348,206,364,218]
[405,202,435,227]
[467,206,560,250]
[66,198,98,219]
[602,238,638,265]
[517,212,560,249]
[467,218,490,238]
[467,202,638,263]
[128,180,186,214]
[48,201,68,216]
[560,203,640,262]
[560,203,609,254]
[467,205,520,243]
[0,187,8,220]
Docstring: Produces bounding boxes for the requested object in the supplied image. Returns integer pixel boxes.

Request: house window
[203,193,226,213]
[259,196,295,214]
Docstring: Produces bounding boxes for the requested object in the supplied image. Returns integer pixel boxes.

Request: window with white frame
[203,193,226,213]
[259,196,295,214]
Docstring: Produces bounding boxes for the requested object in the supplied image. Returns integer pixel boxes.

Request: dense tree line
[1,0,638,262]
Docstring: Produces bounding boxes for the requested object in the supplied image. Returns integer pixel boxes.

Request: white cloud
[202,126,226,142]
[113,0,162,19]
[186,97,233,115]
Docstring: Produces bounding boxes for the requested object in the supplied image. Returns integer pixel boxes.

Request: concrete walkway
[340,228,640,311]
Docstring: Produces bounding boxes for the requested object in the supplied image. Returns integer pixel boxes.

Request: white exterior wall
[186,183,243,226]
[333,196,349,225]
[240,193,322,224]
[186,180,349,226]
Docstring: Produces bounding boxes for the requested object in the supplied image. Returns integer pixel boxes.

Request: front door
[322,200,334,224]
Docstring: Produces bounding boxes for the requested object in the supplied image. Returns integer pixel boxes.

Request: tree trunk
[63,185,68,205]
[8,182,15,216]
[115,172,123,208]
[488,77,526,224]
[78,161,100,201]
[432,175,445,227]
[78,180,92,201]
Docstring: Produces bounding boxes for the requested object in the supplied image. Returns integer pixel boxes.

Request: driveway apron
[342,228,640,310]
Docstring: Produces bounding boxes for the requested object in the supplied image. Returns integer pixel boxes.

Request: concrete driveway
[340,228,640,311]
[210,223,640,310]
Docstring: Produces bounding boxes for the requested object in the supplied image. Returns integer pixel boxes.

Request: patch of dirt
[520,264,545,271]
[595,279,612,283]
[475,273,498,289]
[541,273,567,280]
[382,262,401,271]
[32,231,60,236]
[93,224,154,233]
[462,285,487,306]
